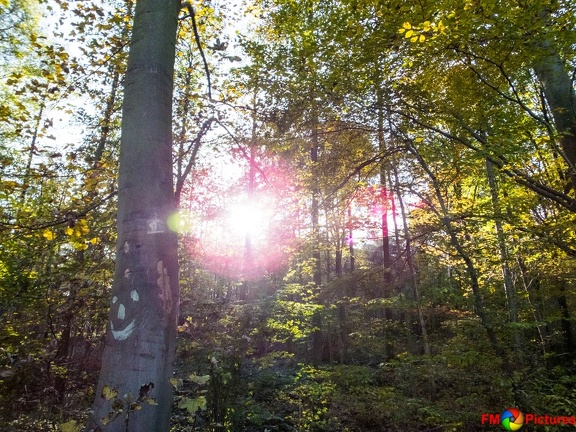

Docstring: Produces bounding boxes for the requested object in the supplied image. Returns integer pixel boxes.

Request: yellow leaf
[410,36,418,43]
[101,385,118,400]
[65,227,74,235]
[43,229,55,240]
[419,34,426,42]
[415,137,424,143]
[89,237,100,245]
[72,242,88,251]
[77,219,90,235]
[405,30,414,38]
[398,28,406,34]
[402,22,411,29]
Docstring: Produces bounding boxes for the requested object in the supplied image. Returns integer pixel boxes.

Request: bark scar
[156,261,172,318]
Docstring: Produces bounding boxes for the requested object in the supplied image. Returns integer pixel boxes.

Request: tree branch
[181,2,212,99]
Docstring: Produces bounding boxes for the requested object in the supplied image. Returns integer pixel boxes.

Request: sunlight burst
[225,200,271,240]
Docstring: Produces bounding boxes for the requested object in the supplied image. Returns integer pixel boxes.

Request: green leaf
[178,396,207,414]
[58,420,80,432]
[189,374,211,385]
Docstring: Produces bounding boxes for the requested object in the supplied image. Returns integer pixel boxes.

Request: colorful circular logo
[501,408,524,431]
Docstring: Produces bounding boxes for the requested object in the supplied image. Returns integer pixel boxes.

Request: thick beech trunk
[86,0,180,431]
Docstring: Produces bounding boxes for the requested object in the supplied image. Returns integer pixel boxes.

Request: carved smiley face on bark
[110,282,140,341]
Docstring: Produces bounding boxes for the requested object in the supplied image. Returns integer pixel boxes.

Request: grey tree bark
[531,8,576,189]
[86,0,180,430]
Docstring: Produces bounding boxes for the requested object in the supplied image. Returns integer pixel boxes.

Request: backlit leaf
[101,385,118,400]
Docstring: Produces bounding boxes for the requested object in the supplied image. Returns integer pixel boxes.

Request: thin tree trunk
[311,121,321,287]
[392,155,430,357]
[86,0,180,430]
[485,159,521,351]
[93,0,132,168]
[557,280,575,355]
[517,258,548,355]
[240,141,256,301]
[93,69,120,168]
[347,207,355,273]
[377,88,392,287]
[310,97,324,364]
[19,100,45,203]
[411,145,513,378]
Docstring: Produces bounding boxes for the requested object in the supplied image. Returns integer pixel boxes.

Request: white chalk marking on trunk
[118,303,126,320]
[111,320,136,341]
[131,290,139,301]
[148,216,165,234]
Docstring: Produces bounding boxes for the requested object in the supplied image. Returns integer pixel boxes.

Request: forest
[1,0,576,431]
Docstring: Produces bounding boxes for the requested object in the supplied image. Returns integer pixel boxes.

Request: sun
[225,199,272,241]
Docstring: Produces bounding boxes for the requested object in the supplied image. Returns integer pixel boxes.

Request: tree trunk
[377,88,392,287]
[93,0,132,168]
[311,124,321,287]
[485,159,521,351]
[347,207,355,273]
[19,99,45,203]
[392,155,430,357]
[86,0,180,431]
[517,258,548,355]
[556,280,575,355]
[532,23,576,188]
[240,139,257,300]
[411,145,513,377]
